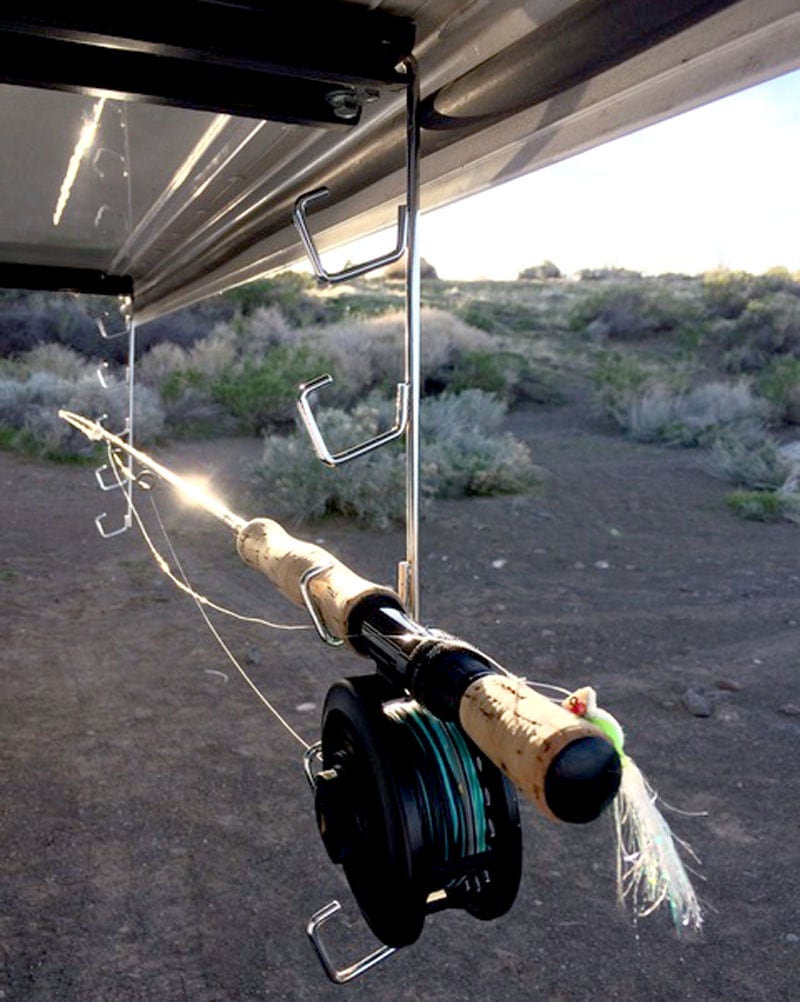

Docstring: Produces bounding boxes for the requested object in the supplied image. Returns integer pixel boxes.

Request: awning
[1,1,798,320]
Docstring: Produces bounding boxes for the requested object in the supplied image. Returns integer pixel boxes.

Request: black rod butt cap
[545,736,622,824]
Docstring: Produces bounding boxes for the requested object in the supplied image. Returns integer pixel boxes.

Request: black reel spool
[312,673,522,949]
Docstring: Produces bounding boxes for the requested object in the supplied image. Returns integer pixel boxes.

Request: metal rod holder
[293,58,422,620]
[293,187,408,285]
[91,299,137,538]
[95,509,133,539]
[94,463,124,492]
[307,900,396,984]
[296,375,409,468]
[299,565,345,646]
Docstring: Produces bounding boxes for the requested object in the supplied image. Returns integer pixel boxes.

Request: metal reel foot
[306,900,396,984]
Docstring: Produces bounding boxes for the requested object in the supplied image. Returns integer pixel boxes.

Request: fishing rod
[60,410,622,961]
[62,407,620,809]
[61,409,702,982]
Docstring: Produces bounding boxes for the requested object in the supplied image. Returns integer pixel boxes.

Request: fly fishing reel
[305,673,522,963]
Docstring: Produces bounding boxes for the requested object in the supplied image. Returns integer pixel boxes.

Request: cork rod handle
[236,518,399,648]
[458,674,618,822]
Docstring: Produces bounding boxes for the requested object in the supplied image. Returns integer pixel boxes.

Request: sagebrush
[249,390,538,527]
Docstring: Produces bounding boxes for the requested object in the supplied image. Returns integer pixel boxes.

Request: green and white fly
[563,686,703,933]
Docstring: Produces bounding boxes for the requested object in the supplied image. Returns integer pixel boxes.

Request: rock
[244,646,261,666]
[779,703,800,717]
[683,688,713,717]
[716,678,743,692]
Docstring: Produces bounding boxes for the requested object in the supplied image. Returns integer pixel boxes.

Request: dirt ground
[2,395,799,1001]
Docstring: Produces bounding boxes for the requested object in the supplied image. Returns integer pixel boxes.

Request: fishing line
[427,629,572,700]
[107,445,311,749]
[384,699,489,866]
[147,492,312,750]
[108,446,310,632]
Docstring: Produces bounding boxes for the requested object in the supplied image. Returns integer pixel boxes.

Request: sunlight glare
[53,97,107,226]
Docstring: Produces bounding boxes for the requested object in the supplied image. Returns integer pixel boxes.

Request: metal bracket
[293,57,422,620]
[89,299,137,539]
[94,509,133,539]
[296,375,409,467]
[307,900,396,984]
[299,565,344,647]
[293,187,407,285]
[302,740,324,791]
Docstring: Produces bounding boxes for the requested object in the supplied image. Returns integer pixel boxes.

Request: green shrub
[756,356,800,424]
[706,426,790,489]
[298,308,495,408]
[321,291,405,322]
[518,261,561,281]
[578,268,643,282]
[249,390,537,527]
[458,300,540,335]
[422,390,536,498]
[0,370,164,459]
[626,381,769,447]
[591,351,660,428]
[737,293,800,356]
[211,344,326,433]
[222,273,320,324]
[726,490,784,522]
[702,270,800,321]
[431,348,563,406]
[7,343,93,380]
[701,271,754,319]
[571,282,701,341]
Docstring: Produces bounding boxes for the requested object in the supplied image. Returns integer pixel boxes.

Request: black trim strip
[0,263,133,296]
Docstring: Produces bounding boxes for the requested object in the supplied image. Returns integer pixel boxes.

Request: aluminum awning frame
[0,0,798,321]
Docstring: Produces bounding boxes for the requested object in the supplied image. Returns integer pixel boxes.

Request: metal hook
[94,463,123,492]
[95,313,127,340]
[293,187,407,285]
[297,375,409,468]
[307,900,396,984]
[299,565,345,646]
[92,147,126,180]
[303,740,324,791]
[94,510,132,539]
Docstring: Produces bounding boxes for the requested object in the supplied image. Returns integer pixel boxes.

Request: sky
[332,67,800,281]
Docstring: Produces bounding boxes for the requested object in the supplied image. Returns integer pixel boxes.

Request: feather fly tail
[614,756,703,933]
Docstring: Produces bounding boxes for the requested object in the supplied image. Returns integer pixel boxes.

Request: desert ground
[2,391,799,1001]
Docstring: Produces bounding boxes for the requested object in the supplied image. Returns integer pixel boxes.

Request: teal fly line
[383,700,488,864]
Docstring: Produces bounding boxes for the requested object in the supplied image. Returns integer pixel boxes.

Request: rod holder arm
[296,374,409,467]
[293,187,408,284]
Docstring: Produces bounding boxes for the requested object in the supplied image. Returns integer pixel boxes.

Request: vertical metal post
[94,297,137,538]
[124,301,137,522]
[398,58,421,621]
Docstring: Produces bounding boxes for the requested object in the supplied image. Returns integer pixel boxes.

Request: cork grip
[236,518,400,647]
[458,674,610,821]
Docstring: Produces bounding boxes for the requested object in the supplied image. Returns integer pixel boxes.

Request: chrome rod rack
[293,57,421,620]
[93,298,137,538]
